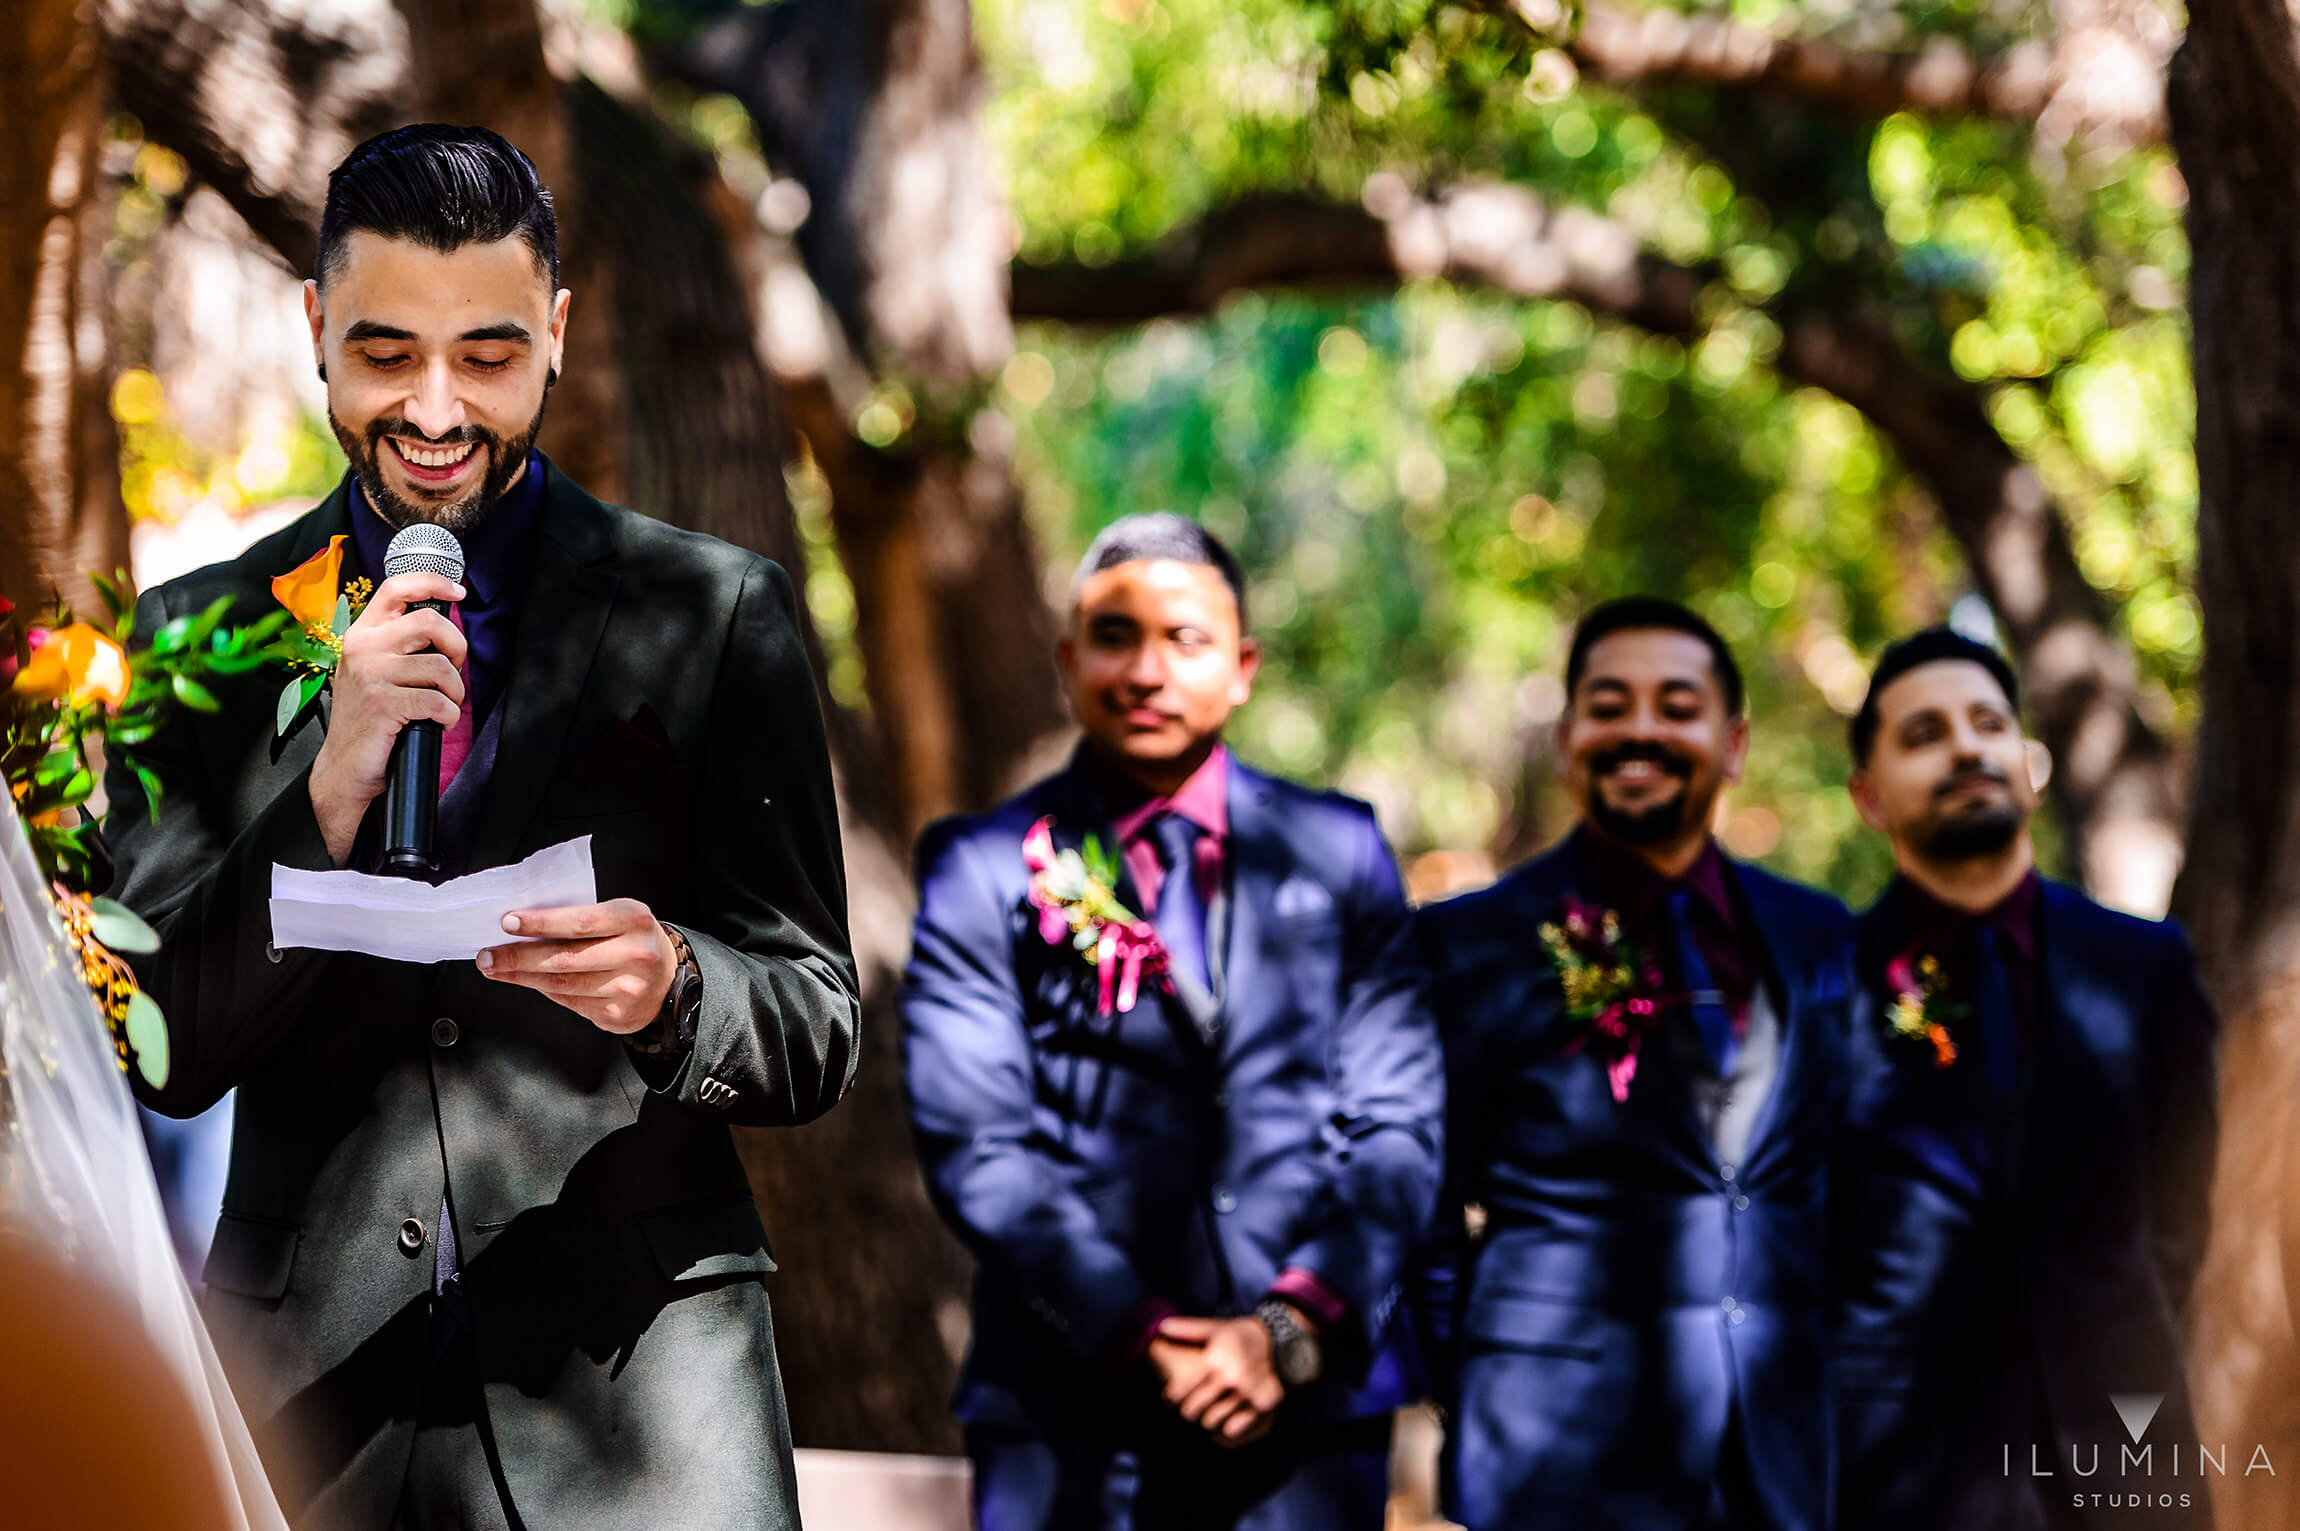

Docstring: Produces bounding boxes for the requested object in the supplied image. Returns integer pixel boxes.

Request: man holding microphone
[107,125,859,1529]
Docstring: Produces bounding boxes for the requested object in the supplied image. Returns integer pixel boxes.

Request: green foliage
[7,587,296,889]
[979,0,2189,904]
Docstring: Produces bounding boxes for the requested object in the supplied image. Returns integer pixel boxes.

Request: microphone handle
[380,596,453,879]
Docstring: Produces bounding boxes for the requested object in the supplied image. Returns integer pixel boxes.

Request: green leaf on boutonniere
[88,896,160,954]
[331,594,351,639]
[276,671,323,735]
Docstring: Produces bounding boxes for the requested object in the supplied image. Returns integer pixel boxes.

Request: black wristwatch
[628,924,703,1059]
[1255,1299,1324,1389]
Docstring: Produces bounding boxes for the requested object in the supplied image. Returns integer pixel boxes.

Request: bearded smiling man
[1833,628,2217,1531]
[1415,597,1856,1531]
[105,126,861,1530]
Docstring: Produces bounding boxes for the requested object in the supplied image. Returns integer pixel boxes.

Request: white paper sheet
[269,836,597,964]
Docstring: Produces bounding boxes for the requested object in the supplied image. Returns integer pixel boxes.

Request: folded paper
[269,836,596,965]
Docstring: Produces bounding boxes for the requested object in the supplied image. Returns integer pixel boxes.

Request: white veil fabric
[0,795,287,1531]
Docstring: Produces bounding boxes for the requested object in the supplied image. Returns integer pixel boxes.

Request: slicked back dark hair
[1565,596,1744,716]
[1850,625,2022,765]
[317,124,558,290]
[1073,512,1249,630]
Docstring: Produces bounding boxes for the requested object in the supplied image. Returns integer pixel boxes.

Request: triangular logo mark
[2111,1393,2165,1443]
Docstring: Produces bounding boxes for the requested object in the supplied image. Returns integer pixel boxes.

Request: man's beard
[1915,766,2026,861]
[1584,739,1702,847]
[331,398,545,536]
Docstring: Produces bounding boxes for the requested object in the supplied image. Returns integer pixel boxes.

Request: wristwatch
[1255,1299,1324,1389]
[628,924,703,1059]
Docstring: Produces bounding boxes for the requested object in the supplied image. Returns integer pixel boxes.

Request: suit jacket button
[398,1218,427,1257]
[431,1017,459,1047]
[1733,1194,1750,1212]
[265,942,284,964]
[1212,1187,1238,1214]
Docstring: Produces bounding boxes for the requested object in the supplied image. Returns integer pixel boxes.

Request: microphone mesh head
[383,523,467,584]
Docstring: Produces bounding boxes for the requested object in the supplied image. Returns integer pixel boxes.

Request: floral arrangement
[5,576,294,1088]
[1884,949,1963,1068]
[1021,816,1169,1015]
[270,534,372,735]
[1539,897,1670,1104]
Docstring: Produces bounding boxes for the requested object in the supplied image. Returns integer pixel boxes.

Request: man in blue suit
[1418,597,1855,1530]
[1835,628,2216,1529]
[901,513,1443,1529]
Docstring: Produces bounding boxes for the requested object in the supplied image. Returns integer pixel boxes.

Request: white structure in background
[0,796,287,1530]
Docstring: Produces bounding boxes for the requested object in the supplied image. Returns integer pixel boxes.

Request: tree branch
[1012,179,1707,336]
[1475,0,2167,148]
[1014,182,2184,907]
[99,0,408,276]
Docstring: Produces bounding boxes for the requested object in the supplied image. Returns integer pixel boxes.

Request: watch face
[1278,1333,1321,1388]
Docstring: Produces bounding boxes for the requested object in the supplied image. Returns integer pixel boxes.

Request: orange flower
[12,623,129,709]
[272,534,348,629]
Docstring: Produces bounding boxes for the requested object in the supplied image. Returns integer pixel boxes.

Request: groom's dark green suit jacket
[106,461,862,1530]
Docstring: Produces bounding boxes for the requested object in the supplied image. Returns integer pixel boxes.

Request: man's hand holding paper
[479,898,678,1035]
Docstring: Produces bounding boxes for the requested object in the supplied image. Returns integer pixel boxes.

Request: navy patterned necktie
[1666,888,1738,1076]
[1151,811,1212,996]
[1974,926,2021,1099]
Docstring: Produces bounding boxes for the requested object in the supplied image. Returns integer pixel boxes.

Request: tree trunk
[0,0,128,617]
[666,0,1070,843]
[2169,7,2300,1525]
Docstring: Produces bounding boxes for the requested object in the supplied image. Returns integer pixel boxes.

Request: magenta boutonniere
[1884,948,1963,1068]
[1022,816,1171,1015]
[1540,897,1669,1103]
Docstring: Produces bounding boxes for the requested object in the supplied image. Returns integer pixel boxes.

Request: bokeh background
[13,0,2300,1523]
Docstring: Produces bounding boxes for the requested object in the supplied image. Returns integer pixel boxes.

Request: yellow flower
[13,623,129,709]
[272,534,348,629]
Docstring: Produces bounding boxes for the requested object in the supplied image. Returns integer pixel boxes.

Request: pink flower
[1885,952,1919,998]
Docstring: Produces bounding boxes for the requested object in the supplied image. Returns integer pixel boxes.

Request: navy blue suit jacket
[1417,832,1855,1531]
[1835,879,2217,1530]
[900,752,1443,1440]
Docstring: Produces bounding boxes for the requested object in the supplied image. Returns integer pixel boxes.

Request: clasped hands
[1147,1308,1311,1447]
[308,570,677,1035]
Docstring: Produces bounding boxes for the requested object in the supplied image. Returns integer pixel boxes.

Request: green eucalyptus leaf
[58,769,94,808]
[88,896,160,954]
[276,672,324,736]
[124,989,170,1091]
[331,594,351,638]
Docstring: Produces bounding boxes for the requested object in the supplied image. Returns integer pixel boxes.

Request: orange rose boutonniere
[271,534,373,735]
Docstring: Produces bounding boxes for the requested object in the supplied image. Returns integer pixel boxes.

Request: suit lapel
[1212,763,1282,1045]
[1029,758,1221,1049]
[469,465,622,871]
[1543,837,1716,1165]
[1731,865,1808,1172]
[2027,882,2122,1196]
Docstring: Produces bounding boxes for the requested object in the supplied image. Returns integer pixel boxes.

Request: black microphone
[380,523,467,879]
